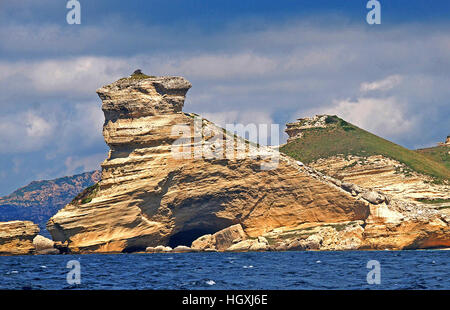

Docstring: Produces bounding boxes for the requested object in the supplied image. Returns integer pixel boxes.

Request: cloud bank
[0,3,449,195]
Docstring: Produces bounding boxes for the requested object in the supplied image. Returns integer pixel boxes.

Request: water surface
[0,251,448,289]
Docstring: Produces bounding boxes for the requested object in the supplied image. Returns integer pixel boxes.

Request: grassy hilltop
[280,115,450,183]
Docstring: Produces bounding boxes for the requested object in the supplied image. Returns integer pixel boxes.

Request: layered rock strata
[47,75,449,253]
[310,155,450,207]
[0,221,40,255]
[47,75,371,253]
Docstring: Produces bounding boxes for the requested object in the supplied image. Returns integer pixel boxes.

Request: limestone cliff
[275,115,450,250]
[0,221,39,255]
[282,115,449,208]
[311,155,449,209]
[47,75,370,253]
[47,76,449,253]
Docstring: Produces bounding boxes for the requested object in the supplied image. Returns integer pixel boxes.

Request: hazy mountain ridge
[0,171,101,235]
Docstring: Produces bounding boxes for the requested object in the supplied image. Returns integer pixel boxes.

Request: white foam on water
[206,280,216,286]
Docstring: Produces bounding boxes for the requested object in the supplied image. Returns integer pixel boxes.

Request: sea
[0,250,448,290]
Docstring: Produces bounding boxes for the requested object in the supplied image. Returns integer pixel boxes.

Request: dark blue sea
[0,251,448,290]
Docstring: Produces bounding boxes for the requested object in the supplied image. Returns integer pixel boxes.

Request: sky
[0,0,449,195]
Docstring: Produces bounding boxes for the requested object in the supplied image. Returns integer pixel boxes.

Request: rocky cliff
[281,115,449,208]
[47,75,372,253]
[46,76,449,253]
[0,221,39,255]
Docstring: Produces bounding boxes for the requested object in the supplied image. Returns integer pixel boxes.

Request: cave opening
[122,245,147,253]
[168,228,218,248]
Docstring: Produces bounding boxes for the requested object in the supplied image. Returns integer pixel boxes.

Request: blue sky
[0,0,449,195]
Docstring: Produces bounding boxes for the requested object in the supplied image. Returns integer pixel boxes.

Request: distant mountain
[0,171,101,237]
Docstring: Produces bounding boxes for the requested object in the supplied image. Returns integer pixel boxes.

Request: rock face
[310,155,449,208]
[285,115,329,143]
[0,221,40,255]
[283,115,449,212]
[46,76,449,253]
[191,224,247,251]
[213,224,247,251]
[226,237,269,252]
[47,75,370,253]
[33,235,59,255]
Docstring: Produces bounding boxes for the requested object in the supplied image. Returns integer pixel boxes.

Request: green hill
[415,145,450,171]
[280,115,450,183]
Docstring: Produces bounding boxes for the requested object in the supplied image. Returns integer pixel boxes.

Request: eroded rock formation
[311,155,450,208]
[47,75,370,253]
[0,221,39,255]
[47,75,449,253]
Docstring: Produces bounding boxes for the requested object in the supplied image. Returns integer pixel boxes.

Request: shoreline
[2,247,450,257]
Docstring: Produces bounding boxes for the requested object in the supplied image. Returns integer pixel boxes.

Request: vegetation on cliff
[70,182,100,205]
[280,115,450,183]
[416,145,450,170]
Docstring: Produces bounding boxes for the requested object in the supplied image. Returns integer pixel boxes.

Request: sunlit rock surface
[47,75,370,253]
[0,221,39,255]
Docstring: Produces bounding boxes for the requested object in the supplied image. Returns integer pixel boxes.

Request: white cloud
[71,103,105,146]
[202,110,274,127]
[25,113,53,138]
[0,111,55,153]
[158,53,278,79]
[202,110,275,145]
[0,57,133,97]
[64,153,105,175]
[1,17,450,194]
[360,75,403,92]
[308,97,415,139]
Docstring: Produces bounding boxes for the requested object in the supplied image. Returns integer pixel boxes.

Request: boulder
[173,245,194,253]
[249,241,269,251]
[361,191,385,204]
[191,224,247,251]
[153,245,172,253]
[286,239,304,251]
[300,234,322,250]
[213,224,247,251]
[226,239,268,252]
[341,182,362,194]
[272,242,288,251]
[191,234,216,251]
[33,235,55,252]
